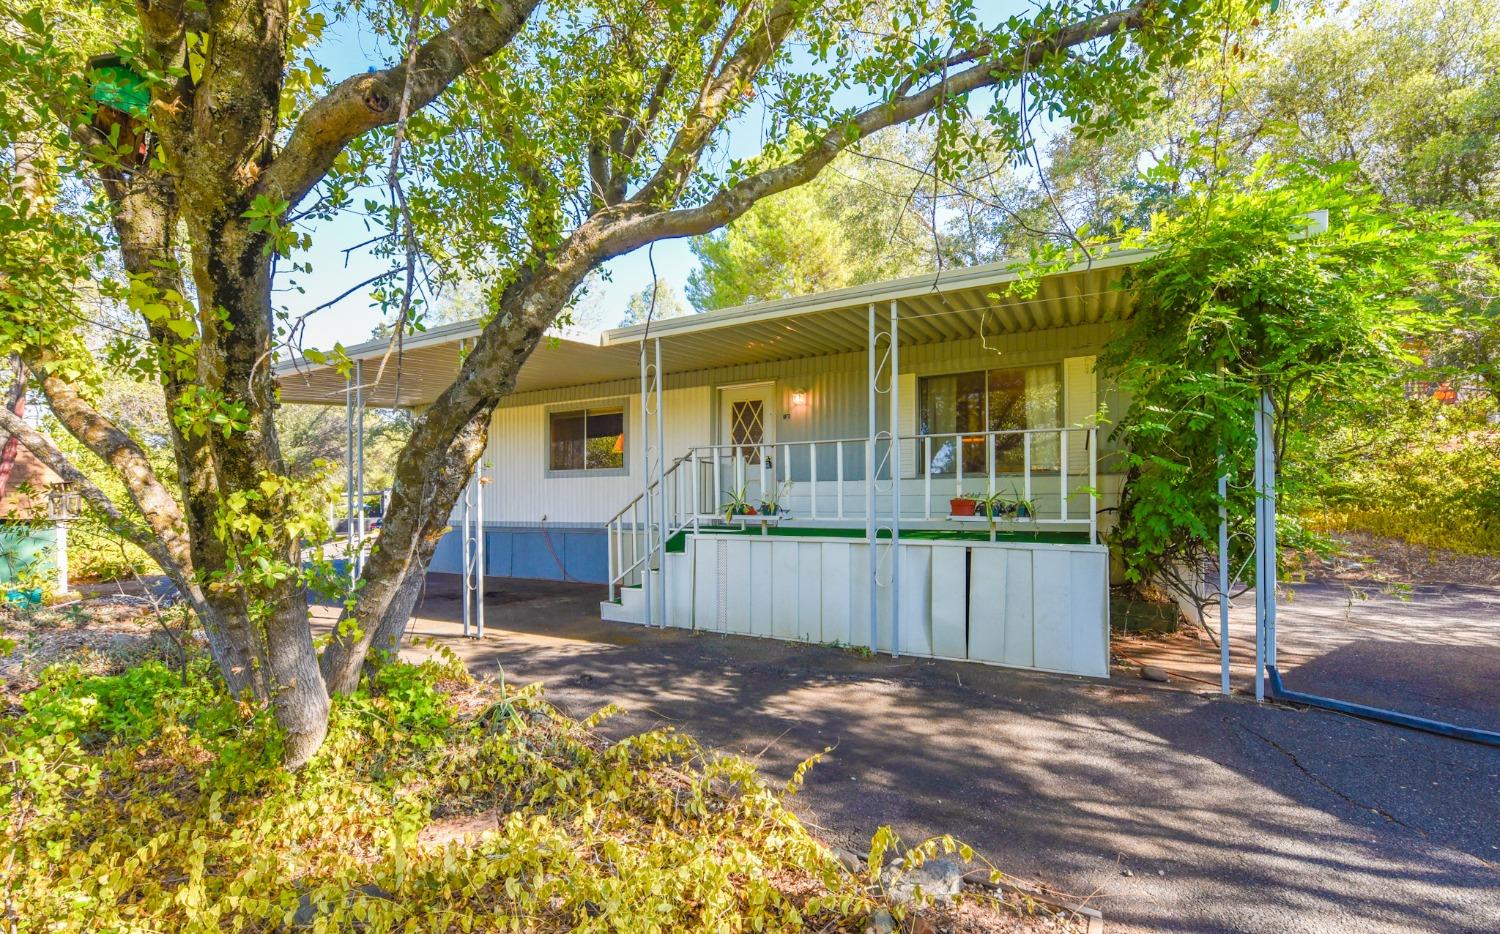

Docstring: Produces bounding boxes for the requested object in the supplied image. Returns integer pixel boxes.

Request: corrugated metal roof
[273,249,1147,408]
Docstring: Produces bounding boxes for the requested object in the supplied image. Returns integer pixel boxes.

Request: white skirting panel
[670,534,1109,678]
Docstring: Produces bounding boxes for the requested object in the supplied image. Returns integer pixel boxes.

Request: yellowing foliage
[1,652,890,932]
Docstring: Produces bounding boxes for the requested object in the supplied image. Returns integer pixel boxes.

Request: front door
[719,383,775,495]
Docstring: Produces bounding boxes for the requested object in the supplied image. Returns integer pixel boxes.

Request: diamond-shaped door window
[730,400,764,464]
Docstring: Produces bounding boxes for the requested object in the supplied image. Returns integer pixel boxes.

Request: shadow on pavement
[365,573,1500,934]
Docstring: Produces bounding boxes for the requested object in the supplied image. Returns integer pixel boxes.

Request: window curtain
[1025,366,1060,469]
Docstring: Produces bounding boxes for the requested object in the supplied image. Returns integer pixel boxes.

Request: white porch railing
[605,427,1098,602]
[604,453,694,602]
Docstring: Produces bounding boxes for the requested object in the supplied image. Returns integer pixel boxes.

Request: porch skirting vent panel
[666,534,1108,679]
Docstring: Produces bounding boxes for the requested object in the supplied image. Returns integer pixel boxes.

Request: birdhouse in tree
[86,54,150,171]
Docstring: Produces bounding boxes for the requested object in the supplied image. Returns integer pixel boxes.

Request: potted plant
[949,489,977,516]
[972,491,1010,519]
[759,480,792,517]
[1011,496,1036,521]
[721,485,756,522]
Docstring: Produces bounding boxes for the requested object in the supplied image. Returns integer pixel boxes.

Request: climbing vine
[1099,159,1484,609]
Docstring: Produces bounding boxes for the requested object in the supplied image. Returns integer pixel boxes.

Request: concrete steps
[598,549,691,626]
[599,567,656,624]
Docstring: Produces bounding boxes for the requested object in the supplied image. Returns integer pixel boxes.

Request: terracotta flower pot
[949,497,977,517]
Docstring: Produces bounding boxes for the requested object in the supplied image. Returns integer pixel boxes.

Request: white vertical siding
[470,385,710,524]
[460,323,1124,528]
[897,371,918,479]
[679,532,1110,678]
[1063,355,1097,474]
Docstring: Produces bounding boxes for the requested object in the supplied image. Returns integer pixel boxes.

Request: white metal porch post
[863,301,900,656]
[344,370,354,581]
[1260,390,1278,681]
[654,338,666,628]
[353,358,366,578]
[475,453,486,639]
[889,299,901,657]
[639,340,652,629]
[461,479,470,637]
[865,303,877,650]
[457,337,485,640]
[639,339,667,627]
[1217,447,1231,696]
[1252,388,1278,700]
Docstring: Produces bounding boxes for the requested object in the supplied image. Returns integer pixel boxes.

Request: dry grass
[1297,530,1500,587]
[0,595,192,699]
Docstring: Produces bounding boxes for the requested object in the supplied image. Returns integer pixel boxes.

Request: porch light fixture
[790,388,808,407]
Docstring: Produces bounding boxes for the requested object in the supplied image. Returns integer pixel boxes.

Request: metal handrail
[605,453,697,599]
[603,453,689,528]
[604,426,1101,601]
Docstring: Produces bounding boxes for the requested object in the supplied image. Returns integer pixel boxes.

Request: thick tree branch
[589,22,687,209]
[619,64,678,170]
[623,2,1153,244]
[587,141,615,210]
[27,363,197,575]
[255,0,540,210]
[0,396,238,670]
[633,0,801,207]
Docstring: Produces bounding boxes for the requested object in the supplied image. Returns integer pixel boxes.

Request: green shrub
[1096,162,1478,604]
[1,653,952,931]
[1305,399,1500,555]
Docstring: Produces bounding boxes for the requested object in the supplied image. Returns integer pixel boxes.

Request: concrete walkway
[351,574,1500,933]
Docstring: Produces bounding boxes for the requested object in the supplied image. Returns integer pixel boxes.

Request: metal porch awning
[273,249,1147,408]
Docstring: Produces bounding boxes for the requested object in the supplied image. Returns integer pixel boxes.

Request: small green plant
[967,491,1011,519]
[822,640,875,658]
[720,484,755,521]
[759,479,793,516]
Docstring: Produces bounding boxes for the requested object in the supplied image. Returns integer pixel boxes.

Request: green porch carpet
[663,524,1089,553]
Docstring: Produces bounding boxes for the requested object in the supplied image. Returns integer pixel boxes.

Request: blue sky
[285,4,1031,352]
[288,12,697,350]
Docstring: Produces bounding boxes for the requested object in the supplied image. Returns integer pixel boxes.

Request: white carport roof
[273,248,1147,408]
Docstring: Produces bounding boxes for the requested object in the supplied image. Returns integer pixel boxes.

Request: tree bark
[321,246,603,691]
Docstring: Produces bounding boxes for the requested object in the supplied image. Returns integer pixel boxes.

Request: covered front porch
[604,412,1109,675]
[276,252,1143,679]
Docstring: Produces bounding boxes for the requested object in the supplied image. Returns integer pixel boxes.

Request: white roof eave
[272,246,1150,385]
[600,247,1150,346]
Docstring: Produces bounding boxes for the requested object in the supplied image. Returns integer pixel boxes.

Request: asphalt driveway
[364,574,1500,933]
[1273,579,1500,731]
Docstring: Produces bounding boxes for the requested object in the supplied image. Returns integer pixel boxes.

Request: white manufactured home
[276,250,1148,679]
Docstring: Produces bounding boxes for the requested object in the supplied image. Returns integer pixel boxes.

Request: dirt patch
[1298,531,1500,587]
[1,595,194,700]
[920,893,1093,933]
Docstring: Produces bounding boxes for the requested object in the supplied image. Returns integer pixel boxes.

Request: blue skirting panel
[427,525,608,584]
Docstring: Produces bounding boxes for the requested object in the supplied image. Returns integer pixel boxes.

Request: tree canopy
[0,0,1255,766]
[1097,158,1488,612]
[621,278,693,326]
